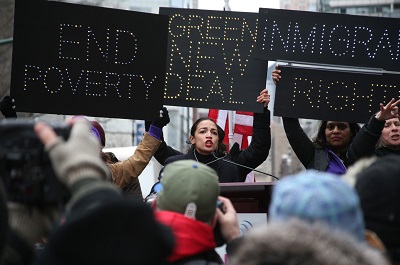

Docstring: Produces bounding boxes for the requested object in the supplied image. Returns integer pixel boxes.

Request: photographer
[152,160,242,264]
[1,119,174,265]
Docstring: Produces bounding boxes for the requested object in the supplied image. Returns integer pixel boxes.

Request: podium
[216,182,275,261]
[219,182,275,215]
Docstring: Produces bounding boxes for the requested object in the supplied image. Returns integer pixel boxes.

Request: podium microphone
[205,152,228,165]
[209,152,280,181]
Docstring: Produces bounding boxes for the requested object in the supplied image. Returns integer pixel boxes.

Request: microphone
[210,152,280,181]
[205,152,228,165]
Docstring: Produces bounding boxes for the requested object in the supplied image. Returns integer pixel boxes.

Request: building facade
[280,0,317,11]
[317,0,400,16]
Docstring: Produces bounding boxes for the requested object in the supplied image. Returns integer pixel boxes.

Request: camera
[0,119,71,206]
[214,200,227,247]
[217,200,225,213]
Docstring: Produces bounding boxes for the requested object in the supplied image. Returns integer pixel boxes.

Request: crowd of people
[1,68,400,265]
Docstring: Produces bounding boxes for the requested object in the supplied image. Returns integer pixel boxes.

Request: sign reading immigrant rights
[256,8,400,71]
[274,65,400,123]
[11,1,169,120]
[159,8,268,113]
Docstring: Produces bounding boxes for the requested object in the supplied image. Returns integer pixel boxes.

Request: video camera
[0,119,70,206]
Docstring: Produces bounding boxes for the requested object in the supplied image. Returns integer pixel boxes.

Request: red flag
[208,109,255,182]
[233,111,253,149]
[207,109,230,146]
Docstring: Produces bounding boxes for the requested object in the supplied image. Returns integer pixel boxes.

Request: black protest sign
[256,8,400,71]
[159,8,267,113]
[274,65,400,123]
[11,1,168,120]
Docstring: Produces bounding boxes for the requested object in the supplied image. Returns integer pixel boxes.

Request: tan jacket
[109,132,161,189]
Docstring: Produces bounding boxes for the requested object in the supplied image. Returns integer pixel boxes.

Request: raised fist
[151,107,170,129]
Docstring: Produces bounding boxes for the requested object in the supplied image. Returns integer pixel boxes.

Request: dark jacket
[35,179,174,265]
[165,149,239,183]
[157,109,271,182]
[283,117,328,171]
[347,115,400,166]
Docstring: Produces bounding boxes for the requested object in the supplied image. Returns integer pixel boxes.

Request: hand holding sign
[272,65,281,86]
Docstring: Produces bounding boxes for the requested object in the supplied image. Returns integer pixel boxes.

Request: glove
[144,120,151,132]
[44,120,111,188]
[228,142,241,160]
[151,107,170,129]
[8,202,58,245]
[0,96,17,118]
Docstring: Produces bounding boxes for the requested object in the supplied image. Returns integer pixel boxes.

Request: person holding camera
[1,98,170,202]
[2,118,174,265]
[151,160,242,265]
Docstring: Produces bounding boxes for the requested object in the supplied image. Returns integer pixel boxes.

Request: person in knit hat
[344,155,400,265]
[230,219,390,265]
[90,120,106,147]
[2,118,174,265]
[269,169,365,242]
[153,160,241,264]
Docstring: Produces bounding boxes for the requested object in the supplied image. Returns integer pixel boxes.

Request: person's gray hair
[230,219,390,265]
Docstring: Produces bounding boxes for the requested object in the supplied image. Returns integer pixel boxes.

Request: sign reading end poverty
[256,8,400,71]
[274,65,400,123]
[11,1,168,120]
[159,8,267,113]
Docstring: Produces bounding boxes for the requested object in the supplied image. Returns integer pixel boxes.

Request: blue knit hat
[269,170,365,242]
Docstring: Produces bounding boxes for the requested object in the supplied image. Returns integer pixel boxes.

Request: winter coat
[165,150,239,182]
[109,132,161,190]
[36,178,174,265]
[155,211,223,265]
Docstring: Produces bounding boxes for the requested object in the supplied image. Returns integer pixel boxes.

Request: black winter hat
[0,180,9,259]
[37,200,174,265]
[355,155,400,249]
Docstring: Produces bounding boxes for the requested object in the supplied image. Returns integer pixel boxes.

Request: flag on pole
[233,111,253,149]
[208,109,256,182]
[207,109,230,146]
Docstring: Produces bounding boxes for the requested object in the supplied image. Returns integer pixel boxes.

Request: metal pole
[223,0,231,11]
[0,37,13,46]
[223,0,235,148]
[228,111,234,148]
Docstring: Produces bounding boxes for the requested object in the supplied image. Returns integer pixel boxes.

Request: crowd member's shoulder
[164,154,188,166]
[171,251,223,265]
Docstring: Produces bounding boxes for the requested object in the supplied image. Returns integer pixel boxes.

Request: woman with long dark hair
[158,89,272,182]
[164,116,238,182]
[273,66,360,174]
